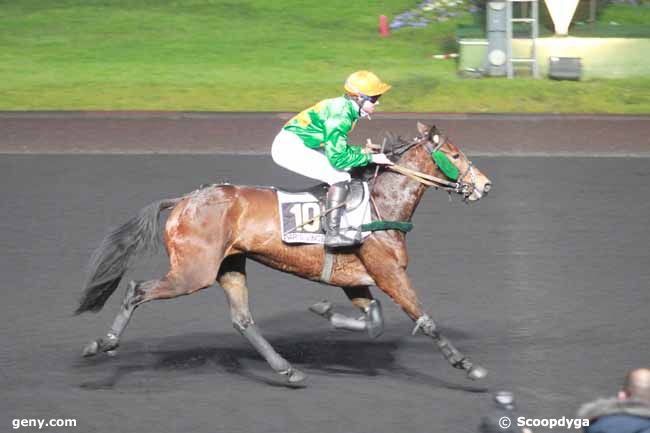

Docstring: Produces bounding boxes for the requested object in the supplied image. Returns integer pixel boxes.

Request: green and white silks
[283,96,371,170]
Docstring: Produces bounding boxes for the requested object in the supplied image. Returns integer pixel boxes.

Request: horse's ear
[430,124,441,143]
[416,121,431,137]
[384,131,397,151]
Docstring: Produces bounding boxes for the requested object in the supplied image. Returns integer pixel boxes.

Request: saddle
[276,180,373,245]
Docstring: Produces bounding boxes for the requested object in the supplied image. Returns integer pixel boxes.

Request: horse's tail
[75,197,182,315]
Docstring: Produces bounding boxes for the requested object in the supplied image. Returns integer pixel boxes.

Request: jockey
[271,70,394,248]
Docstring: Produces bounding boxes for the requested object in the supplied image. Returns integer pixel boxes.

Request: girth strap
[320,251,335,283]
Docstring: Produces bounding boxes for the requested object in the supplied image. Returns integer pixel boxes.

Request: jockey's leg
[272,130,354,247]
[218,255,305,385]
[271,129,350,184]
[324,182,357,248]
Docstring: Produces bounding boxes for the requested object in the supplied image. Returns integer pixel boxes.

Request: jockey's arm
[323,117,372,170]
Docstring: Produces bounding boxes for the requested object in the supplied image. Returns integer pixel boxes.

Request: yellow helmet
[344,70,391,97]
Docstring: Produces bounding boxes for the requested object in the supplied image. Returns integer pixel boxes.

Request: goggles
[366,94,381,104]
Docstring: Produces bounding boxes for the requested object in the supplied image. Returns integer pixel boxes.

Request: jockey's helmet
[344,71,391,98]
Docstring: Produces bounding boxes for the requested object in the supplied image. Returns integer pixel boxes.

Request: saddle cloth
[276,181,373,244]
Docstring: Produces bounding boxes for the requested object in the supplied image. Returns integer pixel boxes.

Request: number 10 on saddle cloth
[277,181,373,245]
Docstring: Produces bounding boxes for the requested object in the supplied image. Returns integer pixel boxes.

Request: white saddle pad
[277,183,373,244]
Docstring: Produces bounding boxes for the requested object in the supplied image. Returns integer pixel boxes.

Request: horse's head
[387,122,492,202]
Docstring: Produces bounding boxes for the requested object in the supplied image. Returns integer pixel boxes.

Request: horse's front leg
[358,235,487,380]
[309,286,384,338]
[219,255,305,385]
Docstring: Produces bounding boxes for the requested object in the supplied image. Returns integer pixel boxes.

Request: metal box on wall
[548,57,582,80]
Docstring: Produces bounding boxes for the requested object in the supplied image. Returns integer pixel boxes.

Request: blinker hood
[432,151,460,181]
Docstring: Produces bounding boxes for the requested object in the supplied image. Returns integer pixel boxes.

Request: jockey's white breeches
[271,129,351,185]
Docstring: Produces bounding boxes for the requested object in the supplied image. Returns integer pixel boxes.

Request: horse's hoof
[288,368,306,384]
[467,365,488,380]
[309,300,332,318]
[82,340,99,358]
[281,367,306,385]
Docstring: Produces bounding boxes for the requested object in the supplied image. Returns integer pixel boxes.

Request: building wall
[459,37,650,78]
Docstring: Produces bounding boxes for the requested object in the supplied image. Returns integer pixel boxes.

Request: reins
[388,164,459,190]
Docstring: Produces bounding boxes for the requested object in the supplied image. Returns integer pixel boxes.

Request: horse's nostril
[483,183,492,194]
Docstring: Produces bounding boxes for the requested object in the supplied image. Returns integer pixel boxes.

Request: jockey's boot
[324,181,356,248]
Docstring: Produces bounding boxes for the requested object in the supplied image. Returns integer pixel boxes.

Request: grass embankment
[1,0,649,112]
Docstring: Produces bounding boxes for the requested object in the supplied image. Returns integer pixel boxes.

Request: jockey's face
[361,96,380,114]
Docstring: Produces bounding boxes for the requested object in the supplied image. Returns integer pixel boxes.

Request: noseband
[387,133,477,198]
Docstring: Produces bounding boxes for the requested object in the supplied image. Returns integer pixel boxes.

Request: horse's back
[168,183,278,224]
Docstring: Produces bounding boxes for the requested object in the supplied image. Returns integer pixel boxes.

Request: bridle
[386,132,478,199]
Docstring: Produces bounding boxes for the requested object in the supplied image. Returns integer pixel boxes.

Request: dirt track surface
[2,111,649,155]
[2,149,649,432]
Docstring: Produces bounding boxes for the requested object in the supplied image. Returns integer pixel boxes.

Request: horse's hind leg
[218,255,305,385]
[309,286,384,338]
[82,279,140,357]
[82,250,222,357]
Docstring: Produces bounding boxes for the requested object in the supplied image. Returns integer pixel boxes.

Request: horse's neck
[372,146,432,221]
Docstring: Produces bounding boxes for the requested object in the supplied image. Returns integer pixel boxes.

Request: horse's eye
[452,154,460,160]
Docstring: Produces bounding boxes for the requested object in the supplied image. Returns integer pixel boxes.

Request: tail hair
[75,198,180,314]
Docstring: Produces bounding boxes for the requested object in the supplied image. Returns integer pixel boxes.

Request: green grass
[599,3,650,25]
[571,4,650,37]
[1,0,649,112]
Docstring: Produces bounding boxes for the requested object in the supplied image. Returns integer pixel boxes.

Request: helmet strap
[359,105,372,120]
[345,93,371,119]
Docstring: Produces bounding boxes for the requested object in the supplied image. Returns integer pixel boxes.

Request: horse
[76,122,492,385]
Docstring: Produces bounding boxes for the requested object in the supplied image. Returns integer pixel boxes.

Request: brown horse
[77,122,492,385]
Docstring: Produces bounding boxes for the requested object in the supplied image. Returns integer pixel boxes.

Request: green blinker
[432,150,459,181]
